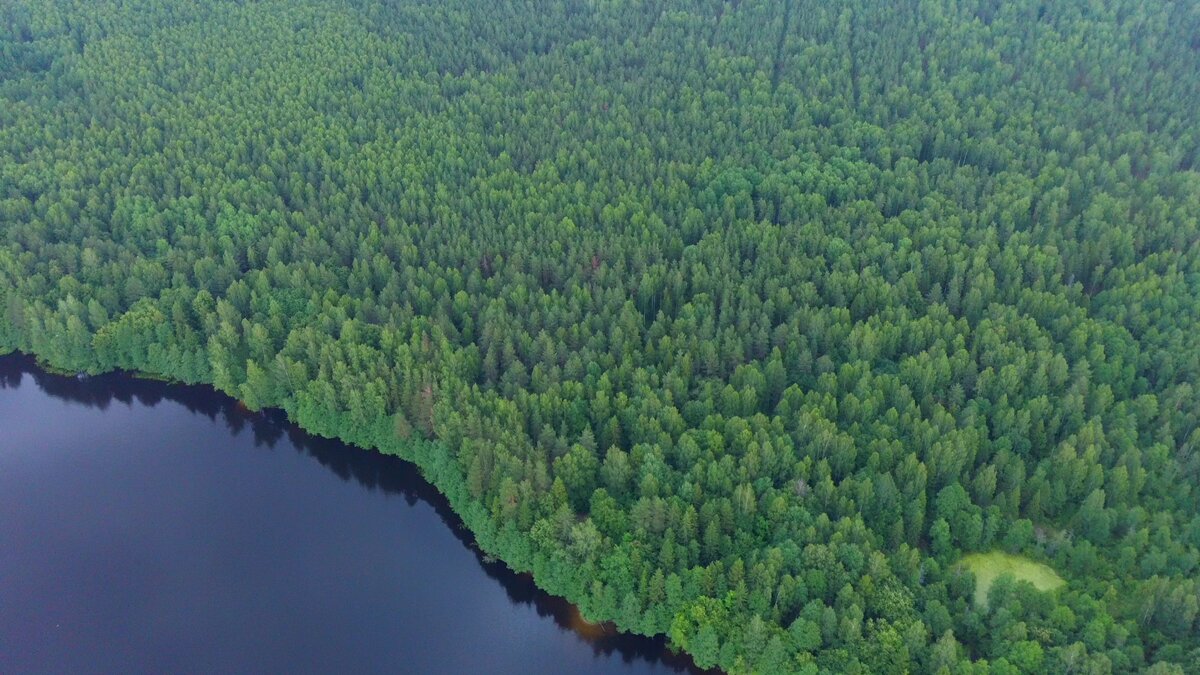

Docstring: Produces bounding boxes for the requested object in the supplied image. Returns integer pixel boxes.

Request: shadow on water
[0,353,706,674]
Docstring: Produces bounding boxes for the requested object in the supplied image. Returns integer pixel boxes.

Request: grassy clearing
[960,551,1065,607]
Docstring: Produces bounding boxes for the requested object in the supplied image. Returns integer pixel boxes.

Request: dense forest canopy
[3,0,1200,672]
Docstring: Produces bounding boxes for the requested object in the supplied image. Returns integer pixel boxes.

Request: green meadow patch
[960,552,1065,607]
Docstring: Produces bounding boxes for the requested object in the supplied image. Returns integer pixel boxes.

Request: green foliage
[960,551,1065,608]
[2,0,1200,671]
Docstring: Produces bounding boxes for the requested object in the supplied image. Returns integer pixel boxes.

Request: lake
[0,354,700,674]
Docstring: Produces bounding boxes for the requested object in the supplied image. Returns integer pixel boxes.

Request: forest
[2,0,1199,672]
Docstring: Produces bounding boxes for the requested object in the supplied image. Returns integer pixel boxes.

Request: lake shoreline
[0,348,709,674]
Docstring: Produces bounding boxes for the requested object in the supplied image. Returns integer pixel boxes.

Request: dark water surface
[0,354,699,674]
